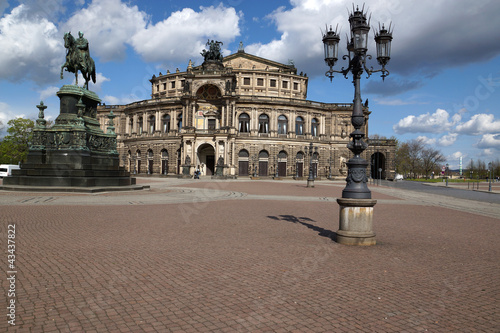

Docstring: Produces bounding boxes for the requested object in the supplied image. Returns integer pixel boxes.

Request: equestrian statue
[60,31,96,89]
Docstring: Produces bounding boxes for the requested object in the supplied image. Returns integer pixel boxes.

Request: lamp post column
[306,142,315,188]
[323,5,393,245]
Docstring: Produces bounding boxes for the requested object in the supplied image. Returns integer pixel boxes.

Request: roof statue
[60,31,96,89]
[201,39,223,62]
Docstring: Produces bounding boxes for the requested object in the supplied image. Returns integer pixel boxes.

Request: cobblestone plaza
[1,178,499,332]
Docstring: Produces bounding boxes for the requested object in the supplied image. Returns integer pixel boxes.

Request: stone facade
[97,48,396,179]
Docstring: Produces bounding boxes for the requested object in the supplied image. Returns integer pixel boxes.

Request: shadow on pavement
[267,214,335,239]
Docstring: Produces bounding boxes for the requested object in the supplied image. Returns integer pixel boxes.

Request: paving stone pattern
[0,178,499,332]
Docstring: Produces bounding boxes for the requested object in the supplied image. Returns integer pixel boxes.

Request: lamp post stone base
[335,198,377,246]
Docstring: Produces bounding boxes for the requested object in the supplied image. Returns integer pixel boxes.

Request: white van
[0,164,20,178]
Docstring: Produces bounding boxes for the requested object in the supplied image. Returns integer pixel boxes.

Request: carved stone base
[335,198,377,246]
[3,86,135,189]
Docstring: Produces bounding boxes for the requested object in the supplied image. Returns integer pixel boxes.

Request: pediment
[223,52,296,73]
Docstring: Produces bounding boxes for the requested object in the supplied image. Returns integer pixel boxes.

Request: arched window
[239,149,249,158]
[149,115,155,133]
[258,114,269,133]
[278,115,287,135]
[296,116,304,135]
[311,118,319,137]
[129,118,133,134]
[138,116,143,135]
[177,114,182,130]
[238,113,250,133]
[196,84,222,100]
[162,114,170,133]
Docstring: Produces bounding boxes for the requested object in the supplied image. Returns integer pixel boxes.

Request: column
[132,113,138,134]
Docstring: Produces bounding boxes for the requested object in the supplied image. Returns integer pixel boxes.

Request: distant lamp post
[251,155,258,178]
[275,154,279,178]
[323,4,393,246]
[305,142,317,187]
[488,162,492,192]
[327,156,334,179]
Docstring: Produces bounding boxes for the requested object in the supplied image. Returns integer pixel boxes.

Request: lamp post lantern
[323,5,392,199]
[323,5,393,245]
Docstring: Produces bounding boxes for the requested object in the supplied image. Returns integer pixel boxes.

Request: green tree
[394,138,447,179]
[0,117,35,164]
[421,147,446,178]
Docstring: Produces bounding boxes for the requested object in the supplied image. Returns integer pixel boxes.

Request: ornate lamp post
[323,5,393,245]
[251,155,258,178]
[305,142,317,187]
[327,156,334,179]
[323,5,393,198]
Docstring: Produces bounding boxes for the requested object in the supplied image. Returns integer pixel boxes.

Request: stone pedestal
[3,85,137,189]
[335,198,377,246]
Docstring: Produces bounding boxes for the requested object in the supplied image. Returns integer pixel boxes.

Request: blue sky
[1,0,499,169]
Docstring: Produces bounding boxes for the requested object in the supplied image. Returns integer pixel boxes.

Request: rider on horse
[61,31,96,89]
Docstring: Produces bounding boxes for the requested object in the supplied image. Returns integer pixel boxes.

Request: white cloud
[102,94,137,105]
[476,134,500,149]
[455,113,500,135]
[416,135,436,145]
[63,0,148,62]
[0,4,63,83]
[451,151,463,160]
[0,102,27,133]
[393,108,458,134]
[245,0,500,79]
[130,4,241,63]
[246,0,337,69]
[439,133,458,147]
[38,86,60,101]
[482,149,494,156]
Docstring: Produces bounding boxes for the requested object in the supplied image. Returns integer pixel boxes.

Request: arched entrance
[147,149,154,174]
[371,152,386,179]
[161,149,169,175]
[296,152,304,177]
[238,149,249,176]
[277,150,287,177]
[258,150,269,177]
[136,150,141,174]
[312,152,319,178]
[198,143,215,176]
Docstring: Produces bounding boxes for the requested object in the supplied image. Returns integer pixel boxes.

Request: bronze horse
[60,32,96,89]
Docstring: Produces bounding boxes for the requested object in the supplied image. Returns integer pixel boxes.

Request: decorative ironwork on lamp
[322,4,393,199]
